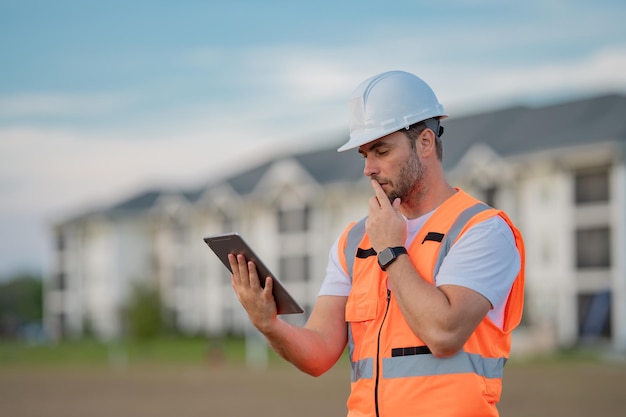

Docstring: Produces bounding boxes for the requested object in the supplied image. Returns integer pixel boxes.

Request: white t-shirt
[318,211,521,329]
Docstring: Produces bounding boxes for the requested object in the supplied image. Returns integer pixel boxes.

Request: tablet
[203,233,304,315]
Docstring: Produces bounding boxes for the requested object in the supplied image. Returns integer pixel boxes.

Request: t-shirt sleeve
[435,215,521,311]
[318,237,352,297]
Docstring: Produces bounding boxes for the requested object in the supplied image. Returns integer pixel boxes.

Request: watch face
[378,247,407,271]
[379,248,394,266]
[378,248,395,270]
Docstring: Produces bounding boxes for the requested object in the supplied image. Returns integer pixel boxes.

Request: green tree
[0,274,43,338]
[122,282,164,341]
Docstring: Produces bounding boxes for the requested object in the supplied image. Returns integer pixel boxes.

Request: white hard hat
[338,70,447,152]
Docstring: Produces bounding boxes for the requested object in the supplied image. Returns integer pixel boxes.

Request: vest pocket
[345,292,378,361]
[345,292,378,322]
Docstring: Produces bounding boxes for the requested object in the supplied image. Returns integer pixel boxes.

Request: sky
[1,0,625,278]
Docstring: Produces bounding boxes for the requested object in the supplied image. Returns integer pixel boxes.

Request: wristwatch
[377,246,408,271]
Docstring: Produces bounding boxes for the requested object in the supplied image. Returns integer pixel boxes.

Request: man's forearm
[386,256,491,357]
[262,318,342,377]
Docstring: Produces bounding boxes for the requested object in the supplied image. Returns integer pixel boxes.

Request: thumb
[392,198,402,211]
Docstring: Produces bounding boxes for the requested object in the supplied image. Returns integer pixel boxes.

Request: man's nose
[363,157,379,177]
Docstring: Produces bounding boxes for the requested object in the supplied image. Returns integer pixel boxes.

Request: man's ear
[418,128,437,158]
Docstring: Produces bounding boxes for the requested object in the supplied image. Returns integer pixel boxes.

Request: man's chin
[387,192,400,203]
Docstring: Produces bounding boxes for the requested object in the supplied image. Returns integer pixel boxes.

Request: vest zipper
[374,288,391,417]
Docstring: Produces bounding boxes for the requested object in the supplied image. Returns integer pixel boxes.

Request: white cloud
[0,121,307,221]
[225,36,626,124]
[432,43,626,114]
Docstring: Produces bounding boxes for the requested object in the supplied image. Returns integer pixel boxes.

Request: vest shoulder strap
[343,217,367,280]
[432,202,491,278]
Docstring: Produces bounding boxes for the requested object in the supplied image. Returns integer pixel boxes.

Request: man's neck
[401,182,456,219]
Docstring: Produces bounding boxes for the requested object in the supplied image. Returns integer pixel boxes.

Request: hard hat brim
[337,114,448,152]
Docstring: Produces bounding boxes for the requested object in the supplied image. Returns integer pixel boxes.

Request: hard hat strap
[423,118,444,138]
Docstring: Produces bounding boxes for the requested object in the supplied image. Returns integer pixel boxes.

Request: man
[229,70,525,417]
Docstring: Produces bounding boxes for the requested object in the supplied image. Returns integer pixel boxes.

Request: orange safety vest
[338,189,525,417]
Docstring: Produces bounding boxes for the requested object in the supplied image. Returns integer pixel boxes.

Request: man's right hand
[229,253,278,333]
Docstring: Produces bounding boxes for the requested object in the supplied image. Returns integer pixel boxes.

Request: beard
[374,152,425,203]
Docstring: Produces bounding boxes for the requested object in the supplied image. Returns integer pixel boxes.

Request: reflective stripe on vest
[433,202,490,280]
[344,217,367,279]
[351,357,374,382]
[350,351,505,382]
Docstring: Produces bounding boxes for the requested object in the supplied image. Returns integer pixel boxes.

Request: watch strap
[378,246,408,271]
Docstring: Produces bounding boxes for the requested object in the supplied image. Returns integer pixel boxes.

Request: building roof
[77,93,626,217]
[229,93,626,184]
[294,145,364,185]
[108,189,164,212]
[225,161,273,195]
[441,93,626,170]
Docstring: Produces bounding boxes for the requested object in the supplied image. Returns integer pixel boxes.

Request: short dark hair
[403,118,443,160]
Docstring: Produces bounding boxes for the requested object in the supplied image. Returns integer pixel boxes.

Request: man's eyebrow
[360,141,388,155]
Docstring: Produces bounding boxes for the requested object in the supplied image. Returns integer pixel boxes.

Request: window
[574,167,609,204]
[218,208,234,233]
[172,217,186,244]
[55,272,66,290]
[174,266,186,287]
[279,255,310,282]
[277,206,310,233]
[221,215,234,233]
[56,233,65,251]
[578,291,612,340]
[56,313,67,339]
[576,227,611,268]
[222,307,236,336]
[482,185,497,207]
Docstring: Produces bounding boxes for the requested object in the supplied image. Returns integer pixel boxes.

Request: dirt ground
[1,360,624,417]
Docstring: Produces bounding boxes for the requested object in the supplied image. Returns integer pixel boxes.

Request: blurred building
[45,94,626,355]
